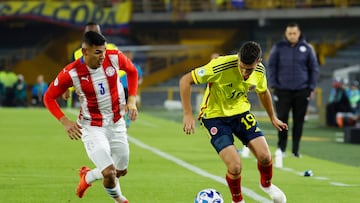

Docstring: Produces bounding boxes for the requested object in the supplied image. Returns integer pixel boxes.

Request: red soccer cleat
[76,166,92,198]
[121,195,129,203]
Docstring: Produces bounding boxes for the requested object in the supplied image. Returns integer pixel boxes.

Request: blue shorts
[200,111,264,153]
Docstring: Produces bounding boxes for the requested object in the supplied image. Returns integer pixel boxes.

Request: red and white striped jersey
[44,49,138,127]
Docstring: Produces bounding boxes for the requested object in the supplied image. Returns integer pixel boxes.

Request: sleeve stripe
[191,70,200,84]
[213,60,238,73]
[255,64,265,73]
[213,59,238,69]
[214,65,236,73]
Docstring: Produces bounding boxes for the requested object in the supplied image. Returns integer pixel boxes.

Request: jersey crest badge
[105,66,115,77]
[197,68,206,77]
[210,127,218,135]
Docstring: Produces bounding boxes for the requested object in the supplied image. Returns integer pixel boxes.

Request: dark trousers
[274,89,310,154]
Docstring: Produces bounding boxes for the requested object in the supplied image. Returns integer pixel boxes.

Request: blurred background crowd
[0,0,359,128]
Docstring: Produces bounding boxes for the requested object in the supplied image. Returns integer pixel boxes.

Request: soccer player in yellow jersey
[180,41,288,203]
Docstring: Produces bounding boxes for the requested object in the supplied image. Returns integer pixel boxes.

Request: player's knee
[257,153,272,165]
[228,163,242,175]
[227,167,241,179]
[116,169,128,178]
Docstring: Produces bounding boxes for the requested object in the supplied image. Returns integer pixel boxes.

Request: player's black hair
[83,31,106,46]
[238,41,262,65]
[286,22,300,30]
[86,21,98,26]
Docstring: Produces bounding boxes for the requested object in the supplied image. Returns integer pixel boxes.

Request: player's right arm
[179,72,196,135]
[43,67,82,140]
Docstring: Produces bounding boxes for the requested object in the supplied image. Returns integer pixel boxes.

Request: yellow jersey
[191,54,267,119]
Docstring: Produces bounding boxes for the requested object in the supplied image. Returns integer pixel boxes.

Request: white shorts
[81,118,129,172]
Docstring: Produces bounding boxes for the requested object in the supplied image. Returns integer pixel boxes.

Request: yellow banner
[0,1,131,34]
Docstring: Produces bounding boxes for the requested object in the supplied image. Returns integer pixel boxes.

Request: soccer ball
[194,188,224,203]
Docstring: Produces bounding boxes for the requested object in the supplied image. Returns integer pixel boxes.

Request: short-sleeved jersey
[44,49,138,127]
[191,54,267,119]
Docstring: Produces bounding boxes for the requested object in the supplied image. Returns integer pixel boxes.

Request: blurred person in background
[13,74,27,107]
[119,50,143,127]
[346,80,360,115]
[326,78,352,127]
[0,66,6,106]
[44,31,138,203]
[180,41,287,203]
[267,22,319,158]
[31,74,48,107]
[335,80,360,127]
[2,67,18,106]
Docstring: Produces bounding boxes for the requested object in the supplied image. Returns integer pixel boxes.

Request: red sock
[257,161,272,187]
[226,172,243,202]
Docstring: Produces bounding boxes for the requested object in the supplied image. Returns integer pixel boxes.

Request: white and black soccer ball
[194,188,224,203]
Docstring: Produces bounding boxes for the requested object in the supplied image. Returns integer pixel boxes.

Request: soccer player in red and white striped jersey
[44,31,137,203]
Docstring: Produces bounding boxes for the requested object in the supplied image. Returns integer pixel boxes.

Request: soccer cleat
[292,153,302,158]
[120,196,129,203]
[260,183,287,203]
[76,166,92,198]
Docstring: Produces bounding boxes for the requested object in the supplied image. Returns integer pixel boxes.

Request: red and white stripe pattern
[44,50,137,127]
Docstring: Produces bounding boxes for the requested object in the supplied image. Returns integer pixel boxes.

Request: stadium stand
[0,21,65,69]
[1,0,360,113]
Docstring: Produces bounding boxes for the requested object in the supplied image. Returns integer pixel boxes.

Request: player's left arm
[118,52,139,121]
[256,78,288,131]
[257,89,288,132]
[135,64,144,85]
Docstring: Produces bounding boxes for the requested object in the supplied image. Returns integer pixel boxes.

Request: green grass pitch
[0,108,359,203]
